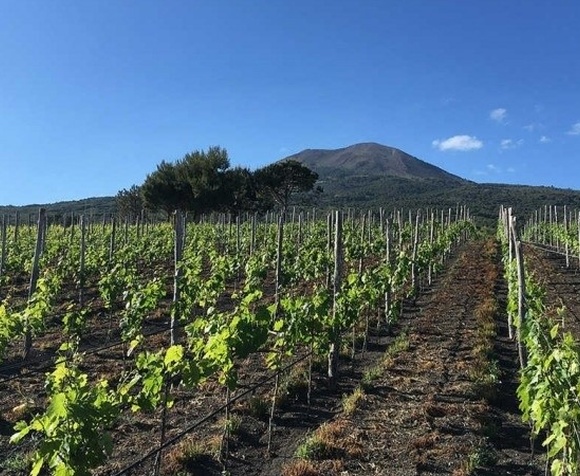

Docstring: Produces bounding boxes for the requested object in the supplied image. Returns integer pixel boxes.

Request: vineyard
[0,205,579,475]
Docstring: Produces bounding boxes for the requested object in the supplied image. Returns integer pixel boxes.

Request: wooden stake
[23,208,46,360]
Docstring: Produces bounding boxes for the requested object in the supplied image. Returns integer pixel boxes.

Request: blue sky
[1,1,579,205]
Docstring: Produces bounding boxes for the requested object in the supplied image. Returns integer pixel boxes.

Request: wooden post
[328,211,343,387]
[510,224,527,369]
[428,211,435,286]
[0,215,6,279]
[564,205,570,268]
[171,211,184,346]
[507,207,514,263]
[13,211,19,245]
[109,216,116,264]
[250,212,256,255]
[297,212,303,248]
[267,214,285,453]
[274,214,284,308]
[384,218,392,332]
[578,211,580,269]
[555,206,560,251]
[325,212,333,289]
[23,208,46,360]
[549,206,553,247]
[411,210,420,293]
[506,210,515,341]
[79,215,86,308]
[69,212,75,244]
[397,209,403,247]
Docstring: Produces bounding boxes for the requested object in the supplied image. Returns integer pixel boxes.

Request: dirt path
[287,239,545,475]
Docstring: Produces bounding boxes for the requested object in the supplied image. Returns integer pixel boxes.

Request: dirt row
[256,239,546,476]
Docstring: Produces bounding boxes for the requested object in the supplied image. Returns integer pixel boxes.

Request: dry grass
[163,433,221,474]
[282,459,345,476]
[281,459,321,476]
[412,431,441,450]
[295,418,364,461]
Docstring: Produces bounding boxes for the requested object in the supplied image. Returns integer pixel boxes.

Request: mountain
[1,142,579,229]
[282,142,580,228]
[285,142,466,184]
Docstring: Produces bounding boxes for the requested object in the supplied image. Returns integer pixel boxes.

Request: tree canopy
[133,147,320,217]
[253,160,319,213]
[115,185,144,220]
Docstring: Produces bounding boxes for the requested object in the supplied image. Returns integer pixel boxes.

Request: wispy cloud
[539,135,551,143]
[567,122,580,135]
[490,108,507,123]
[523,122,544,132]
[432,135,483,151]
[475,163,515,176]
[439,96,457,106]
[500,139,524,150]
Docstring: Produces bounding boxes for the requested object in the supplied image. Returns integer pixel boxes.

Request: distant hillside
[2,142,580,229]
[285,142,466,184]
[0,197,116,224]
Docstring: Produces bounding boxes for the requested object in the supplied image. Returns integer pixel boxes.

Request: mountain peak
[283,142,466,183]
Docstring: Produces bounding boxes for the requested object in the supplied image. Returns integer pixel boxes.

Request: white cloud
[539,135,551,143]
[500,139,524,150]
[567,122,580,135]
[490,108,507,123]
[524,122,544,132]
[432,135,483,151]
[476,164,515,176]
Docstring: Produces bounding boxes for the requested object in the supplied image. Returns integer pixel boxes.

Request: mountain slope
[281,142,580,227]
[284,142,466,183]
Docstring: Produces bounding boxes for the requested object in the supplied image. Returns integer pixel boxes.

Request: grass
[461,443,498,474]
[293,420,357,461]
[281,459,321,476]
[245,394,270,420]
[341,386,364,416]
[164,433,221,474]
[218,413,243,435]
[360,365,382,391]
[278,362,309,408]
[470,292,501,402]
[385,329,410,358]
[294,419,363,462]
[295,434,330,460]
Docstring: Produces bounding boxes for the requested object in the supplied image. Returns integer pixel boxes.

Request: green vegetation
[500,208,580,475]
[0,208,471,474]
